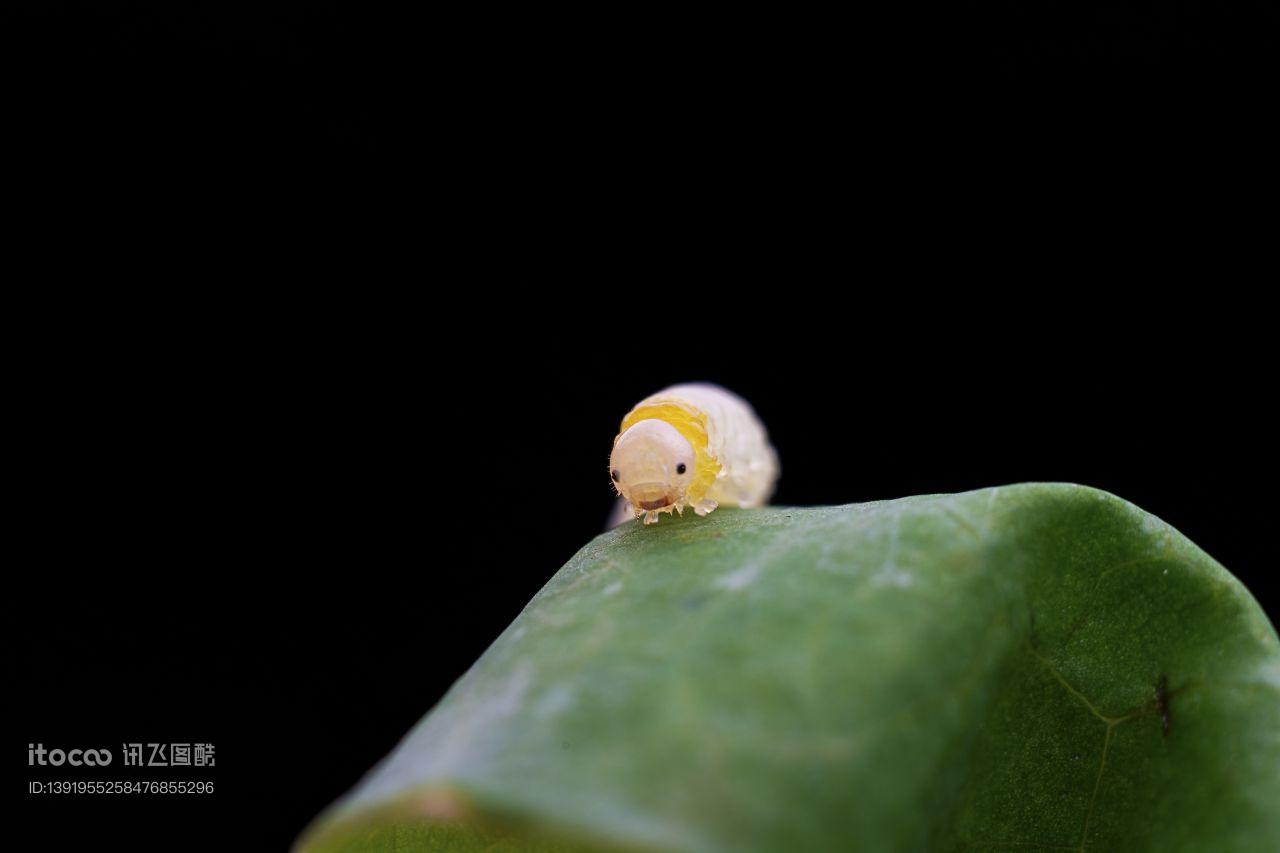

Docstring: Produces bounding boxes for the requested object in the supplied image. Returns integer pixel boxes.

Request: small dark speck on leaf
[562,741,570,750]
[682,595,709,612]
[1156,675,1171,737]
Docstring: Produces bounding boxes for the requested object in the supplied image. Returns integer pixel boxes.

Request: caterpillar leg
[607,498,637,528]
[693,498,718,516]
[643,510,661,525]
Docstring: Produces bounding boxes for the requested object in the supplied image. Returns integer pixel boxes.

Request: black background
[15,310,1273,850]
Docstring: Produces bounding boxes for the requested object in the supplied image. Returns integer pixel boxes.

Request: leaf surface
[299,485,1280,852]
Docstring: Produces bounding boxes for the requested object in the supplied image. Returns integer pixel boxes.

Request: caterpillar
[609,383,780,525]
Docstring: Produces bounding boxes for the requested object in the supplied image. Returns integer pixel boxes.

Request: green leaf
[298,485,1280,852]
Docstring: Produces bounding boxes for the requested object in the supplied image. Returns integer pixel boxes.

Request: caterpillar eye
[611,469,620,481]
[676,463,687,475]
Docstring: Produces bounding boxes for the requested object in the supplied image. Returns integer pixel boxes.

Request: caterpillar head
[610,419,695,520]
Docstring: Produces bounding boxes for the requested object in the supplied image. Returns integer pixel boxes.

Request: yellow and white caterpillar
[609,383,779,525]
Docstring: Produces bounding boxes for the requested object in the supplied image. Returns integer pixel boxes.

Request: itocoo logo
[28,743,113,766]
